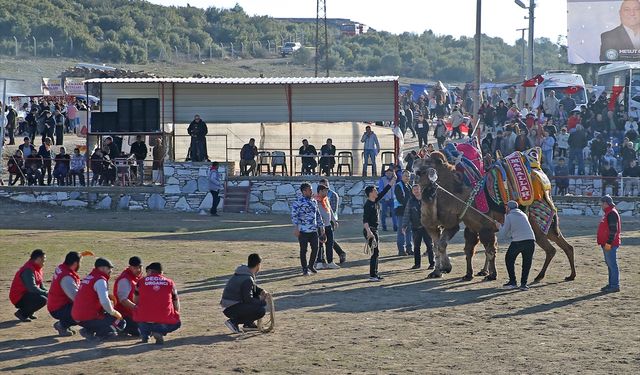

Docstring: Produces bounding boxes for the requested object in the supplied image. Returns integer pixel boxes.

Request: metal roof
[83,76,398,85]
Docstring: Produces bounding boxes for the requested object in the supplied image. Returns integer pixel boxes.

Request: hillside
[0,0,571,83]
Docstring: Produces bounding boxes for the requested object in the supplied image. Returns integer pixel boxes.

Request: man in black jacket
[590,133,607,175]
[220,253,267,334]
[187,114,208,162]
[601,161,620,196]
[568,124,587,175]
[319,138,336,176]
[130,135,148,185]
[402,185,434,270]
[394,171,413,256]
[363,174,397,281]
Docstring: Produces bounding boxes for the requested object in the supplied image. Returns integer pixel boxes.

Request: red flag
[609,86,624,111]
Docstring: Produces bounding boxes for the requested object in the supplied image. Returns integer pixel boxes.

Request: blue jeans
[363,149,377,176]
[50,303,77,329]
[380,200,397,231]
[602,245,619,288]
[543,150,554,171]
[397,226,412,254]
[138,321,181,340]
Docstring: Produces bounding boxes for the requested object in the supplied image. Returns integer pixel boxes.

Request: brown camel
[413,152,576,282]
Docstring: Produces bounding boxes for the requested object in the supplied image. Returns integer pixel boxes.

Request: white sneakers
[314,262,340,270]
[314,262,325,270]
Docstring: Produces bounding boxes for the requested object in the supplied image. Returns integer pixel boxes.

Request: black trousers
[42,160,52,185]
[223,303,266,325]
[79,314,117,338]
[412,227,434,267]
[299,231,319,271]
[122,316,140,336]
[55,125,64,145]
[505,239,536,285]
[210,190,220,215]
[363,229,380,277]
[50,303,76,329]
[417,131,429,149]
[15,292,47,317]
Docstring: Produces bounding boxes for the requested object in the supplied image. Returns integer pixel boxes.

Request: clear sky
[147,0,567,45]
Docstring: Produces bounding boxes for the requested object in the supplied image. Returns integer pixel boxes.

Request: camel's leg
[532,224,557,283]
[462,227,479,281]
[548,216,576,281]
[479,228,498,281]
[428,225,459,278]
[476,253,490,277]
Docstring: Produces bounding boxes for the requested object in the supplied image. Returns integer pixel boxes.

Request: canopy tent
[84,76,400,171]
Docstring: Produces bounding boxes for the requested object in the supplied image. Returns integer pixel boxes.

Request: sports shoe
[519,284,530,291]
[225,319,242,334]
[339,253,347,264]
[397,252,407,256]
[54,321,73,337]
[314,262,325,270]
[369,276,382,282]
[302,269,310,276]
[151,331,164,345]
[411,265,421,270]
[600,285,610,292]
[28,315,37,320]
[243,322,258,331]
[140,336,149,343]
[325,262,340,269]
[503,281,517,289]
[79,328,97,341]
[603,286,620,293]
[14,311,31,322]
[308,267,318,274]
[427,264,435,270]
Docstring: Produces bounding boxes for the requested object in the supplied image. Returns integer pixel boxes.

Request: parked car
[281,42,302,57]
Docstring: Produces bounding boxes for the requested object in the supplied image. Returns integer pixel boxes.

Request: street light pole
[528,0,535,78]
[516,28,528,81]
[473,0,482,121]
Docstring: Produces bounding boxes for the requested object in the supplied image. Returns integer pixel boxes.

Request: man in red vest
[134,262,181,345]
[72,258,124,341]
[9,249,48,322]
[114,256,143,337]
[47,251,81,336]
[597,195,622,293]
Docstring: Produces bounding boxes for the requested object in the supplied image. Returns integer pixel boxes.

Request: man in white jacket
[496,201,536,291]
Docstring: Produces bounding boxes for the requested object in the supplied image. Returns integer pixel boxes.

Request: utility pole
[473,0,481,121]
[0,77,25,185]
[515,0,535,78]
[516,28,528,81]
[315,0,329,77]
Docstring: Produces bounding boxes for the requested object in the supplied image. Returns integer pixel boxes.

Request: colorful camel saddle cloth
[443,143,489,213]
[530,199,554,235]
[503,151,534,206]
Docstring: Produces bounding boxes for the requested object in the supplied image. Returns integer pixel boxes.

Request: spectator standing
[66,102,78,133]
[495,101,508,127]
[560,94,577,113]
[90,148,104,186]
[291,183,325,276]
[620,141,637,170]
[554,158,570,195]
[567,111,581,132]
[363,174,397,281]
[514,128,532,152]
[130,135,148,185]
[38,137,54,185]
[434,116,447,150]
[590,133,607,175]
[208,161,222,216]
[622,159,640,196]
[318,179,347,264]
[543,90,560,118]
[601,161,619,196]
[152,137,166,185]
[5,105,18,145]
[402,184,434,269]
[25,109,38,142]
[378,169,397,232]
[54,109,65,145]
[314,185,340,270]
[319,138,336,176]
[596,195,621,293]
[541,130,555,171]
[70,148,86,186]
[187,114,208,162]
[556,127,570,158]
[8,150,26,185]
[416,115,429,149]
[405,105,416,138]
[393,171,413,256]
[240,138,258,176]
[568,124,587,175]
[361,125,380,176]
[450,106,465,139]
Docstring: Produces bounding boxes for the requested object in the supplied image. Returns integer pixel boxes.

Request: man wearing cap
[47,252,82,336]
[220,253,267,334]
[114,256,143,337]
[72,258,123,341]
[9,249,48,322]
[496,201,536,291]
[597,195,622,293]
[134,262,181,344]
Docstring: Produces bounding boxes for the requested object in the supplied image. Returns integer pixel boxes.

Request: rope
[363,237,378,255]
[435,183,500,225]
[257,292,275,333]
[458,178,485,220]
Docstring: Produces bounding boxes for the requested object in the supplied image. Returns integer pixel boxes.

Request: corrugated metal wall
[99,81,395,124]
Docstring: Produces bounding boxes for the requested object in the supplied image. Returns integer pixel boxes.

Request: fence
[549,175,640,197]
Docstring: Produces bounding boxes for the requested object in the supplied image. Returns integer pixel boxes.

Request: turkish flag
[609,85,624,111]
[564,86,580,95]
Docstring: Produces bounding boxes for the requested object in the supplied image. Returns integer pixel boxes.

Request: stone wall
[1,162,638,216]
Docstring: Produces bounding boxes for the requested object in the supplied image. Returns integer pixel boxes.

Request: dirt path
[0,202,638,374]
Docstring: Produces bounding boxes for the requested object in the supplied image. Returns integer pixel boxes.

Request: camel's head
[414,152,448,187]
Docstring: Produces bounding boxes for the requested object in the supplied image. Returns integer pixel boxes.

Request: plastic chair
[256,151,271,175]
[336,151,353,176]
[380,151,396,175]
[271,151,288,176]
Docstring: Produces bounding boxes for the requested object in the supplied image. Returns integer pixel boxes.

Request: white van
[522,70,587,111]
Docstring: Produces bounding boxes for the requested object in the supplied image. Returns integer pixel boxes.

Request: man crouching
[220,253,267,334]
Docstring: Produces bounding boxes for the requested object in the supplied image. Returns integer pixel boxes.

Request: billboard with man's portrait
[568,0,640,63]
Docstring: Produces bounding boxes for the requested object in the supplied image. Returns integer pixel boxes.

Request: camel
[413,152,576,283]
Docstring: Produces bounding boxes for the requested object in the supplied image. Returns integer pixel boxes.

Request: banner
[41,78,64,96]
[64,78,85,95]
[568,0,640,63]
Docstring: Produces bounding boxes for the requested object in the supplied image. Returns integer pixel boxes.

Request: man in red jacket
[597,195,621,293]
[114,256,143,337]
[134,262,181,345]
[72,258,123,341]
[9,249,48,322]
[47,251,82,336]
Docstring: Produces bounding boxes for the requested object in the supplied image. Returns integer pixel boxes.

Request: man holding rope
[363,174,397,281]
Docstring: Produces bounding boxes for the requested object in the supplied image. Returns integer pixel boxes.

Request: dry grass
[0,200,638,374]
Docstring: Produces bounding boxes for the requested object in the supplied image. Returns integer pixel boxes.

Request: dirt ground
[0,200,638,374]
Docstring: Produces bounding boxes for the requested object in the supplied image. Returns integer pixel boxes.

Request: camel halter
[434,182,500,225]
